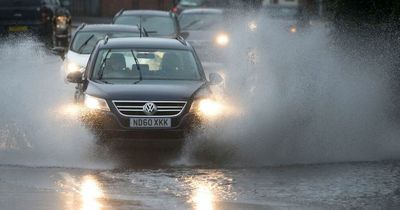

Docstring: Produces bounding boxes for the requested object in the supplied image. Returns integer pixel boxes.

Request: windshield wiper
[182,20,200,30]
[97,49,111,80]
[77,34,95,53]
[131,50,142,84]
[96,79,113,84]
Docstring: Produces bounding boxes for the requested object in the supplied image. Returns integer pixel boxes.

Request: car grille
[112,101,187,117]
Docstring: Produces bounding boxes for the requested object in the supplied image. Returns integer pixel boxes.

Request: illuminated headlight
[66,61,84,74]
[56,16,68,29]
[248,21,257,32]
[190,98,223,118]
[215,33,230,47]
[290,25,297,33]
[84,95,110,111]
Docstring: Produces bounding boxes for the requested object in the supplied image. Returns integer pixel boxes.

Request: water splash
[180,12,400,166]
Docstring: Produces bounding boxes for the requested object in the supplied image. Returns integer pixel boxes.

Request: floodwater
[1,162,400,209]
[0,21,400,209]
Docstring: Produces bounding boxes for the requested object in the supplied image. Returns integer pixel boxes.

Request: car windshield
[0,0,41,6]
[263,7,299,19]
[92,49,201,83]
[179,0,205,6]
[180,13,223,30]
[114,16,176,37]
[71,31,140,54]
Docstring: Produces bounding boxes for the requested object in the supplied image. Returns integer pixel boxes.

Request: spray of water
[0,35,113,169]
[1,21,398,169]
[180,11,400,166]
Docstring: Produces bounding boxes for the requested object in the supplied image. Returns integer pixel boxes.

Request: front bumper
[0,21,43,34]
[81,110,200,139]
[0,20,70,37]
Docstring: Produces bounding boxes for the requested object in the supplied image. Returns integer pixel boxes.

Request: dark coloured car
[66,37,224,140]
[179,8,228,62]
[259,5,312,34]
[112,10,181,38]
[0,0,71,39]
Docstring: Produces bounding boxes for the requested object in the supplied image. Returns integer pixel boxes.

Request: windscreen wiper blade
[96,79,112,84]
[97,49,111,80]
[182,20,200,30]
[130,50,142,84]
[77,34,95,53]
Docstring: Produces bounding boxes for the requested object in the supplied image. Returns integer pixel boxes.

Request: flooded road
[1,162,400,209]
[1,32,400,209]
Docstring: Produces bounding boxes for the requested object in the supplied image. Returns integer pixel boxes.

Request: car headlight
[190,98,223,118]
[248,21,257,32]
[56,16,68,29]
[84,95,110,112]
[290,25,297,33]
[66,61,84,75]
[215,33,230,47]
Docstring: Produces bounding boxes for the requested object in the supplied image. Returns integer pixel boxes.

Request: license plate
[8,26,28,32]
[130,118,171,128]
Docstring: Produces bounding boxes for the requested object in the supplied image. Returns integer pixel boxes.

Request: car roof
[79,24,140,32]
[120,10,172,17]
[263,5,300,9]
[99,37,190,50]
[180,8,224,15]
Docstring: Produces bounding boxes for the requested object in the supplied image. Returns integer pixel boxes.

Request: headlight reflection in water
[80,175,104,210]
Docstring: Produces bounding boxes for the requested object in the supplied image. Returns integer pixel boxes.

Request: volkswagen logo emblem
[143,102,157,115]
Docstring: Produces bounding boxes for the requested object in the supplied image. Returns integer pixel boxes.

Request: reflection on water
[191,183,215,210]
[184,171,235,210]
[59,174,104,210]
[80,175,104,210]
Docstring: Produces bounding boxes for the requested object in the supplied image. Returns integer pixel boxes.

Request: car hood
[86,80,207,101]
[185,30,219,42]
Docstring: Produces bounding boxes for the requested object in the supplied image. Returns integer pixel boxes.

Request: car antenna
[113,8,125,22]
[77,23,86,31]
[104,35,109,44]
[176,35,187,46]
[116,8,125,17]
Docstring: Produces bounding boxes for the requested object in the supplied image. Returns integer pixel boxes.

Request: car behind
[179,8,229,62]
[0,0,71,39]
[112,10,181,38]
[63,24,141,78]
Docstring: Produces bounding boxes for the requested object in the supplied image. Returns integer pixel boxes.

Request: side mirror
[180,31,189,39]
[208,72,223,85]
[67,71,84,83]
[61,0,71,7]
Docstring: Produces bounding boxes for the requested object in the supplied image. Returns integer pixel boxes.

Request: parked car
[112,10,181,38]
[66,37,224,140]
[0,0,71,39]
[62,24,142,78]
